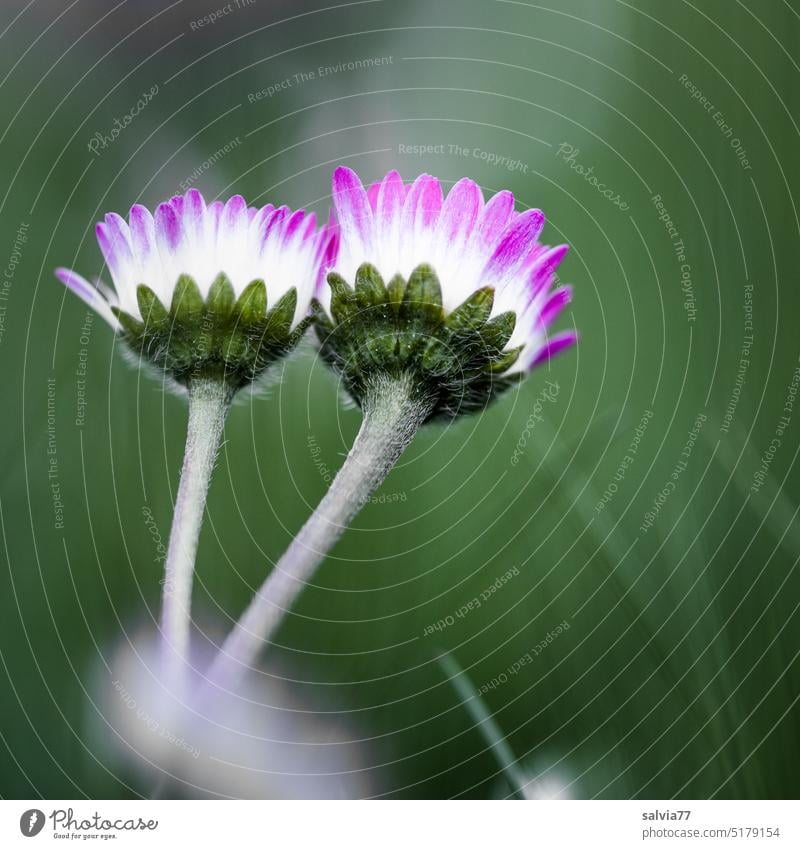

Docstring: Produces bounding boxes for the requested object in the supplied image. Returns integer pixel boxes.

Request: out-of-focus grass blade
[437,650,529,799]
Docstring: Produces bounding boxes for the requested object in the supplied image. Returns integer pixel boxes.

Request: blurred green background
[1,0,799,799]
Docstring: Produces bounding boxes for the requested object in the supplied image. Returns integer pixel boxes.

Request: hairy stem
[161,376,232,692]
[205,372,433,693]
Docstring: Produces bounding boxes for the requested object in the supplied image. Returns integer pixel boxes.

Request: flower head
[314,167,576,418]
[56,189,335,388]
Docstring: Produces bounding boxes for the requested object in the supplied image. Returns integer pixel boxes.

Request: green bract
[111,273,309,389]
[312,263,523,420]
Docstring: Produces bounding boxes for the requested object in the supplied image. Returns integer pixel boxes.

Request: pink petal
[96,213,133,283]
[282,209,306,244]
[154,202,181,253]
[319,226,338,265]
[477,190,515,248]
[182,188,206,241]
[527,244,569,303]
[206,201,224,243]
[332,166,373,251]
[435,178,482,249]
[375,170,404,245]
[55,267,99,302]
[220,195,247,239]
[248,203,275,242]
[537,285,572,329]
[54,268,118,328]
[530,331,578,367]
[128,204,156,261]
[313,228,338,289]
[299,210,317,242]
[366,180,380,212]
[484,208,545,279]
[259,205,289,251]
[400,173,442,242]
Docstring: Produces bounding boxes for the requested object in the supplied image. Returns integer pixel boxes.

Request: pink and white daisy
[201,172,578,687]
[326,167,576,372]
[54,190,337,694]
[56,188,335,330]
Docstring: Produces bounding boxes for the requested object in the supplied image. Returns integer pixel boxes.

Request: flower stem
[161,375,232,692]
[204,372,434,693]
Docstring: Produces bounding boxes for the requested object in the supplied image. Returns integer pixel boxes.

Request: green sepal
[313,268,528,422]
[481,311,516,352]
[311,297,335,338]
[386,273,406,312]
[286,314,313,349]
[444,287,494,334]
[114,273,310,391]
[485,345,523,373]
[136,285,169,327]
[206,273,236,317]
[419,336,455,377]
[402,264,442,319]
[234,279,267,325]
[171,274,204,319]
[111,306,144,338]
[327,272,359,326]
[264,288,297,337]
[355,263,387,308]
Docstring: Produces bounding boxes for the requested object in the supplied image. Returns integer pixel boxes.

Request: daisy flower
[205,168,577,692]
[55,188,335,694]
[56,188,335,388]
[313,167,575,418]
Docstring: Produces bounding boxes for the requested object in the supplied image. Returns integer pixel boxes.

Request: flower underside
[114,272,309,388]
[313,262,524,420]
